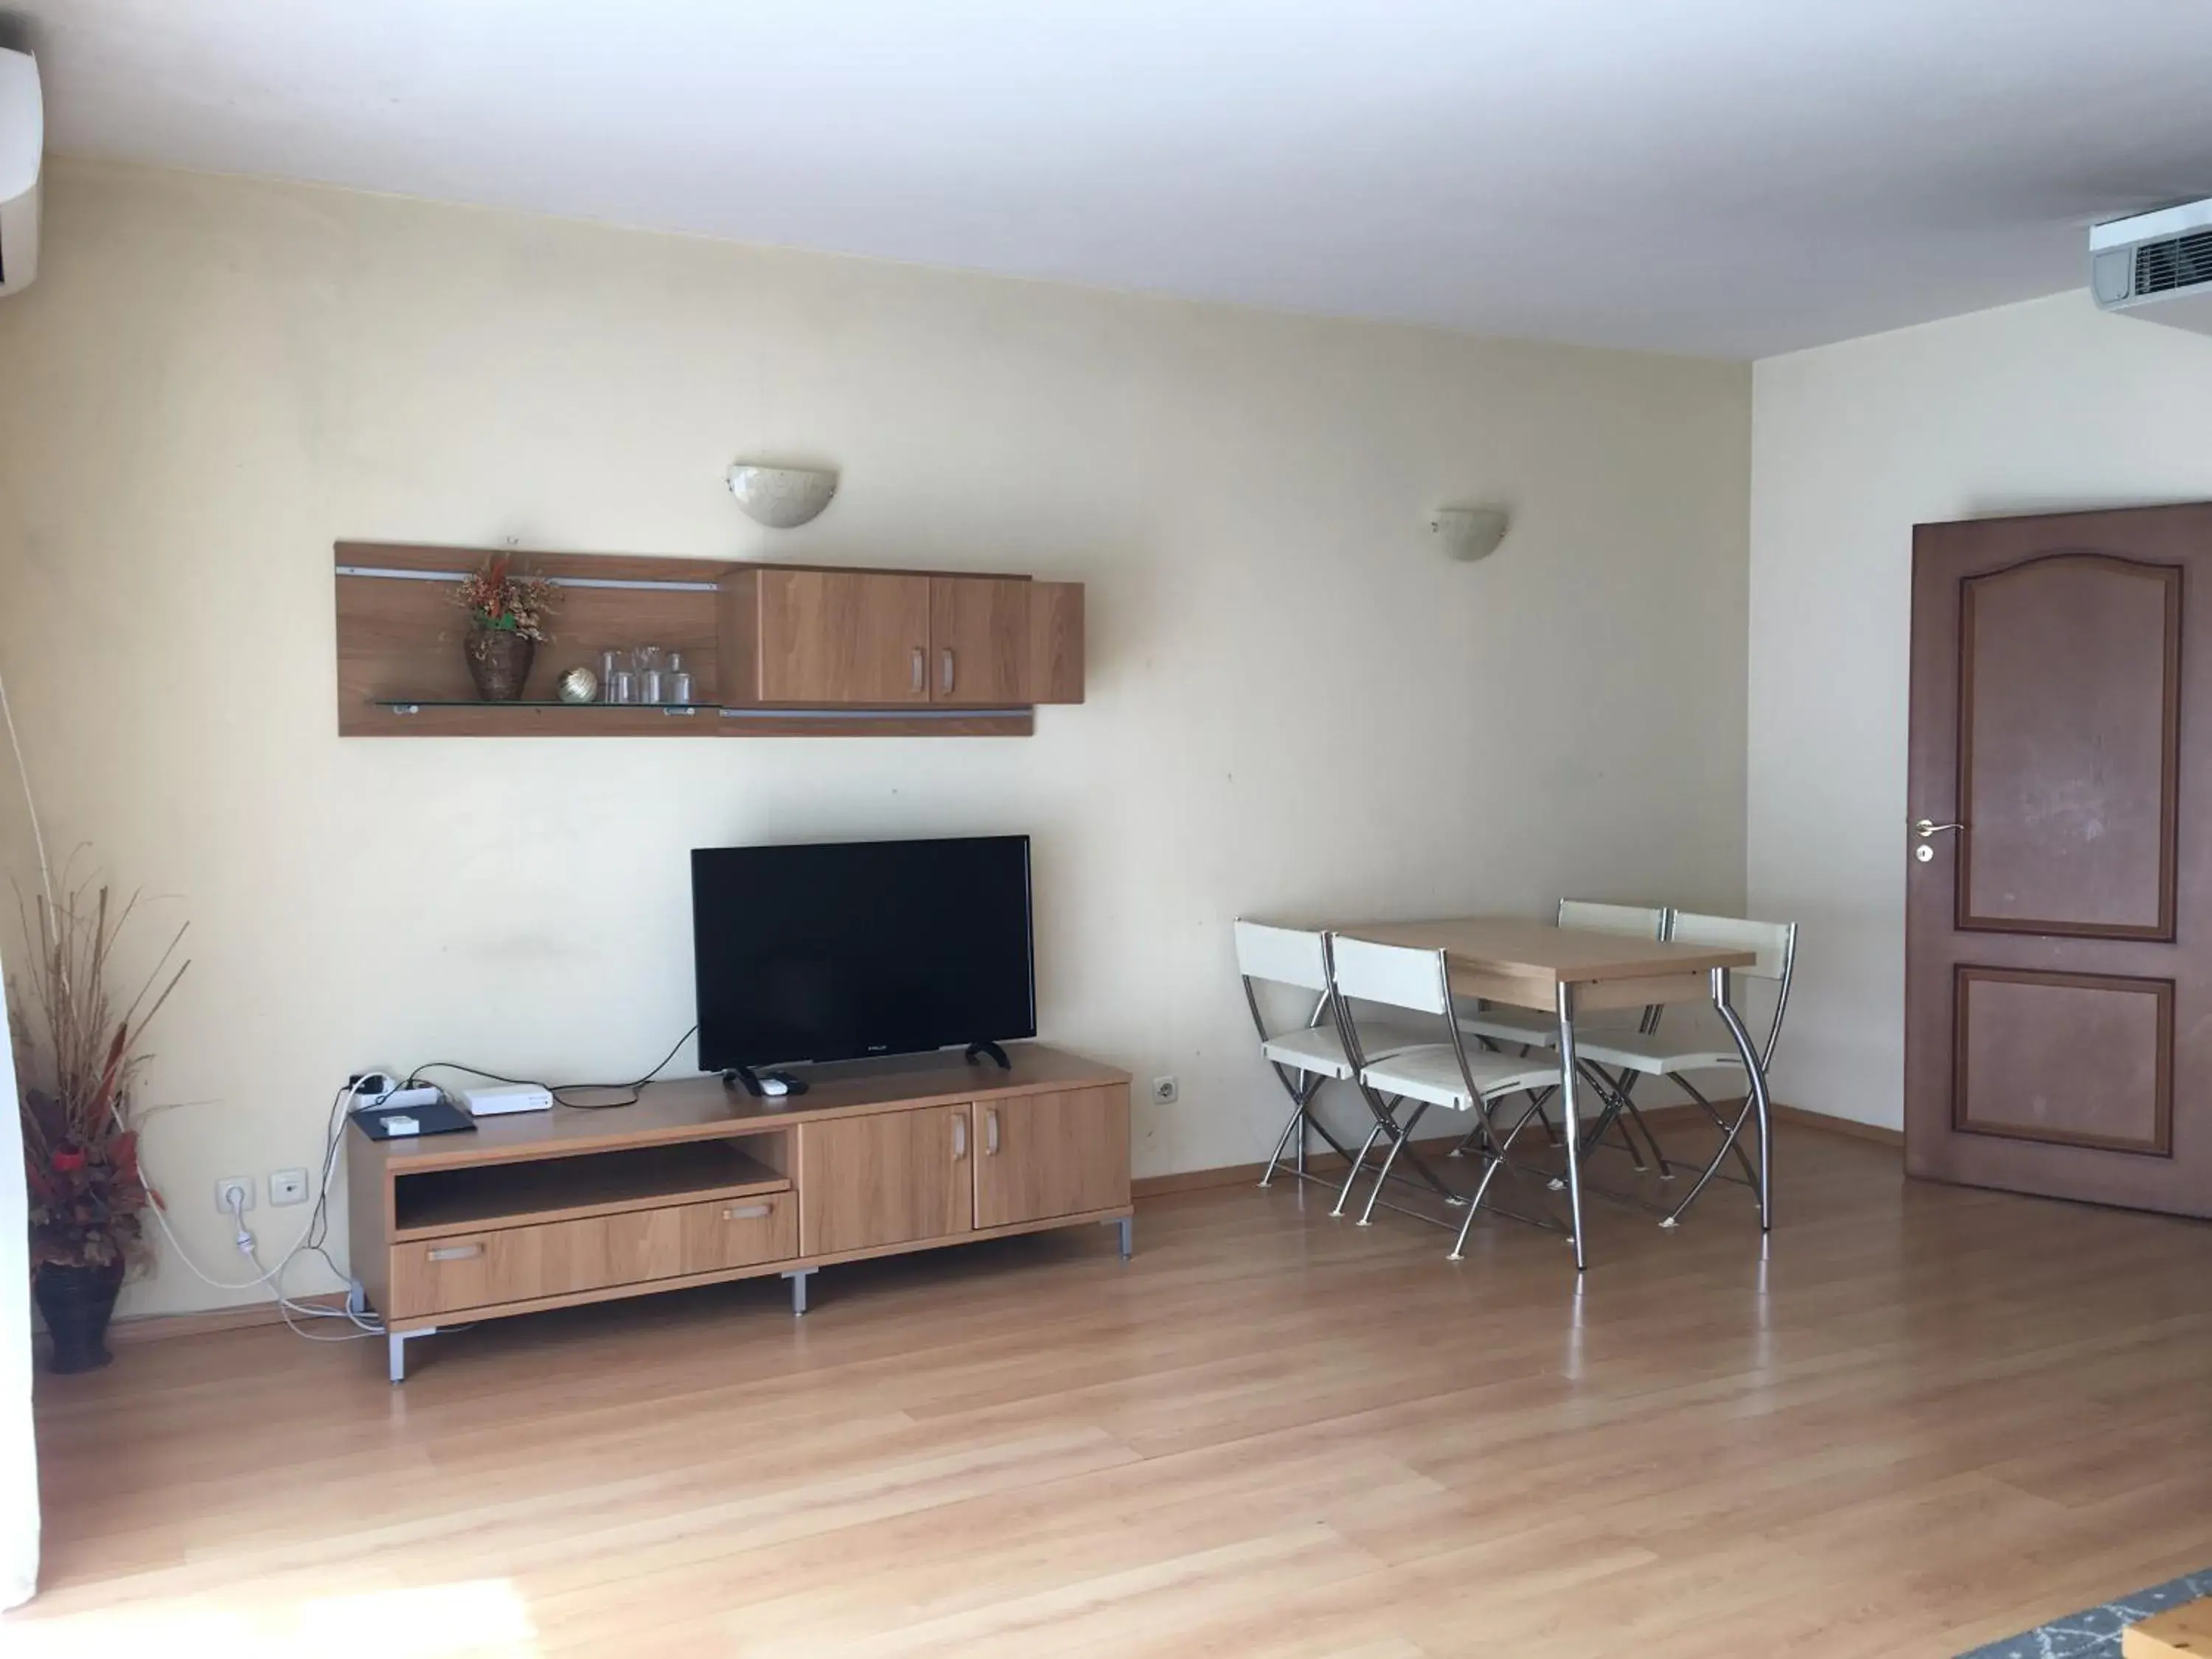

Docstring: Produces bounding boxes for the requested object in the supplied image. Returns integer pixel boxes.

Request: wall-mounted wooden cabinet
[720,566,1082,710]
[335,543,1085,737]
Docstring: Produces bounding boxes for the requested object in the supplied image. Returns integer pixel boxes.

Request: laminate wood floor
[13,1125,2212,1658]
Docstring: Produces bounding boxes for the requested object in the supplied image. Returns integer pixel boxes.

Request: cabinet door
[758,569,931,704]
[928,577,1033,705]
[799,1106,975,1256]
[973,1085,1131,1230]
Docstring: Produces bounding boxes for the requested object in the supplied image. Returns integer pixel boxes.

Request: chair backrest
[1668,911,1795,981]
[1668,909,1798,1065]
[1233,919,1330,992]
[1557,899,1666,939]
[1325,934,1451,1015]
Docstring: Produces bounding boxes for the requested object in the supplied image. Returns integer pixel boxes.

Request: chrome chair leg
[1332,1120,1390,1217]
[1673,1074,1760,1192]
[1660,968,1773,1231]
[1356,1100,1433,1225]
[1449,1093,1546,1259]
[1613,1073,1674,1179]
[1259,1103,1305,1188]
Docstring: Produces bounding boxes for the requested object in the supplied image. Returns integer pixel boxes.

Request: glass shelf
[372,699,709,714]
[367,700,1029,720]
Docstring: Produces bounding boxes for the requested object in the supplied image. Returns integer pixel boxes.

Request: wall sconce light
[1429,506,1509,563]
[727,463,838,529]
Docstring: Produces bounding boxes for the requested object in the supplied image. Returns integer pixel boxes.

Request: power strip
[360,1082,444,1113]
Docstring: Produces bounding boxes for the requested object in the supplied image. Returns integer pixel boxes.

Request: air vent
[2135,229,2212,296]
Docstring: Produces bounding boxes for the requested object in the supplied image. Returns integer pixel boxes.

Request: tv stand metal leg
[1109,1216,1132,1261]
[783,1268,814,1316]
[387,1326,436,1384]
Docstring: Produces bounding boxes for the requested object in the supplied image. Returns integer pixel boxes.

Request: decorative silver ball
[557,667,599,704]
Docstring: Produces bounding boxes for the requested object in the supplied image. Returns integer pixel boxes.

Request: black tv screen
[692,835,1037,1071]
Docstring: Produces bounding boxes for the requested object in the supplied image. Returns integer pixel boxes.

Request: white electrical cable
[6,659,379,1341]
[142,1083,382,1338]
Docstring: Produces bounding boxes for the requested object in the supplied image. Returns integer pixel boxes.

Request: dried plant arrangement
[453,554,558,640]
[13,872,187,1274]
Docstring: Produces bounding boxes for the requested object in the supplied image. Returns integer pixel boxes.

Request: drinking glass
[666,652,693,706]
[634,644,665,706]
[598,649,622,703]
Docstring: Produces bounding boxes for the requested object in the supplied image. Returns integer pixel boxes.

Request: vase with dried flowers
[453,555,557,701]
[13,872,188,1372]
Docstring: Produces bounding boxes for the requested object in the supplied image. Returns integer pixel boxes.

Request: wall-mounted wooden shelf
[333,542,1082,738]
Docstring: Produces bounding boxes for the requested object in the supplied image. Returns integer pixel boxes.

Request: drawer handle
[426,1243,482,1262]
[952,1113,967,1161]
[986,1107,1001,1156]
[723,1203,772,1220]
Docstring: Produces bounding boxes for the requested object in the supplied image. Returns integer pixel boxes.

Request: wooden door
[799,1106,974,1256]
[928,577,1032,705]
[1906,503,2212,1217]
[973,1085,1130,1229]
[757,570,931,704]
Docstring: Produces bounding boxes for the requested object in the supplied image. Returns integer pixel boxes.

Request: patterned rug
[1958,1569,2212,1658]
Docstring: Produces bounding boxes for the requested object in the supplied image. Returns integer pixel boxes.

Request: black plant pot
[34,1262,125,1374]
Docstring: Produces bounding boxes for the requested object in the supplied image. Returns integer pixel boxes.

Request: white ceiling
[9,0,2212,358]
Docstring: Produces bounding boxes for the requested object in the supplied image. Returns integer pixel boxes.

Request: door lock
[1912,817,1963,863]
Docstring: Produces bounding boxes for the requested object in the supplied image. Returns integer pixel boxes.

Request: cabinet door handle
[952,1113,967,1160]
[910,647,925,695]
[723,1203,771,1220]
[986,1107,1000,1155]
[426,1243,482,1262]
[940,648,955,695]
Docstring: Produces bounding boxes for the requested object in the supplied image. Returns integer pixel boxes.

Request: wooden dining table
[1328,917,1771,1269]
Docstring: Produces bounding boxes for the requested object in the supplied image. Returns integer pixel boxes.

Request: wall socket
[268,1168,310,1206]
[214,1177,254,1214]
[1150,1076,1179,1105]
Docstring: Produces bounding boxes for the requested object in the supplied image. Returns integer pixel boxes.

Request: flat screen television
[692,835,1037,1074]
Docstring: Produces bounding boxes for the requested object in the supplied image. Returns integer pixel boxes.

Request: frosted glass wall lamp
[1430,506,1509,562]
[727,462,838,529]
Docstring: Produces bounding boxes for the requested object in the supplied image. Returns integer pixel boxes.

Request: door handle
[952,1113,967,1160]
[723,1203,771,1221]
[1913,818,1965,837]
[940,648,955,695]
[426,1243,482,1262]
[910,647,925,695]
[985,1107,1001,1156]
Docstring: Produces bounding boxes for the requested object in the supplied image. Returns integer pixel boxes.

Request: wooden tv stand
[346,1044,1132,1381]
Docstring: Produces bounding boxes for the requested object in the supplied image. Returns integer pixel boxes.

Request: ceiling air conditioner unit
[0,47,39,298]
[2090,198,2212,336]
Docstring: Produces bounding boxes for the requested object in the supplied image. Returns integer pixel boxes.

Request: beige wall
[1749,291,2212,1130]
[0,161,1750,1316]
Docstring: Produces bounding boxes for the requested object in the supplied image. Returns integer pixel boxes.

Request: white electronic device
[382,1115,421,1138]
[2090,198,2212,337]
[0,48,40,299]
[759,1077,790,1098]
[457,1082,555,1117]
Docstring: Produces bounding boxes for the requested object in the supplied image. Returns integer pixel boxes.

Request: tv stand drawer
[388,1194,796,1318]
[679,1191,797,1274]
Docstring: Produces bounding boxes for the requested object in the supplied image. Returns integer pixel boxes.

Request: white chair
[1234,919,1427,1189]
[1569,911,1796,1228]
[1456,898,1672,1173]
[1325,933,1563,1256]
